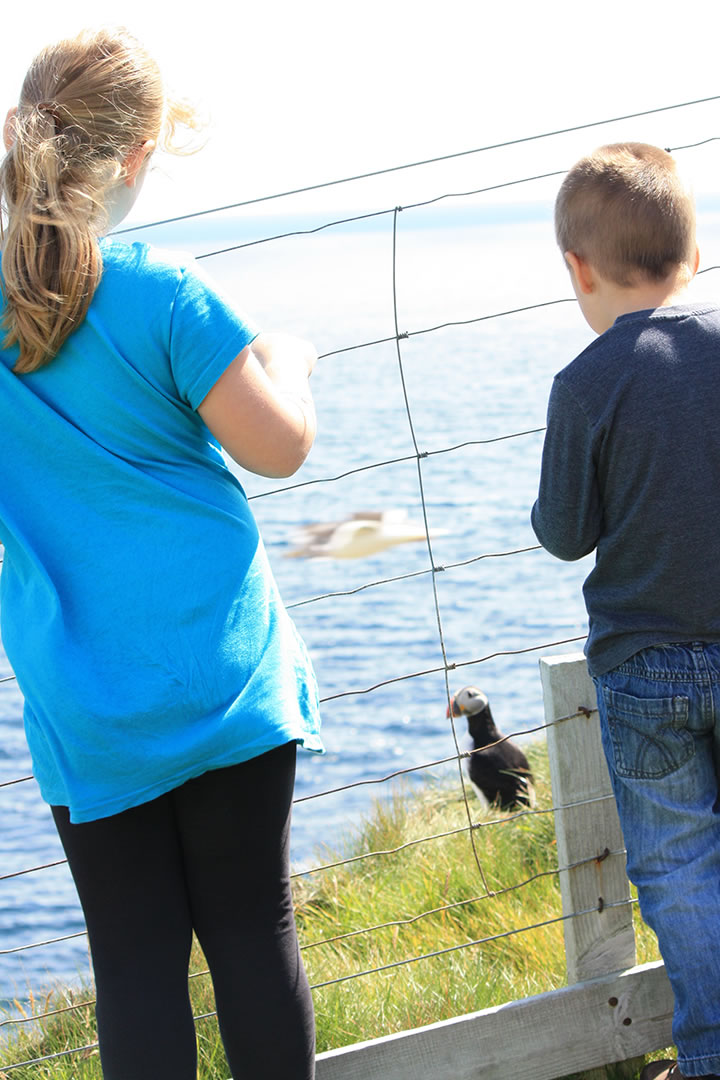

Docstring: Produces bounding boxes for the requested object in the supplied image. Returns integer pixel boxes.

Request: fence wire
[112,93,720,233]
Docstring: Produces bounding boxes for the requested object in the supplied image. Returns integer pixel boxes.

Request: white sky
[3,0,720,227]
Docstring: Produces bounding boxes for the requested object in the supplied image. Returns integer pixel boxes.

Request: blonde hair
[555,142,696,288]
[0,27,200,374]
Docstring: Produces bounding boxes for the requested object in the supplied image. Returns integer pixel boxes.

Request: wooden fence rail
[315,653,674,1080]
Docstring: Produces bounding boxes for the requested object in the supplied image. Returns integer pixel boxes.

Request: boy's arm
[531,377,602,561]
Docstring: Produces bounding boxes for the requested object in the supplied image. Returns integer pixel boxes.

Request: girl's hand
[251,332,317,379]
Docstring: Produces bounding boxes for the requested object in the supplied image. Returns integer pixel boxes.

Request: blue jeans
[594,643,720,1078]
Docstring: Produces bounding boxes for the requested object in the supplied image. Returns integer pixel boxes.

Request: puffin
[447,686,535,810]
[286,510,446,559]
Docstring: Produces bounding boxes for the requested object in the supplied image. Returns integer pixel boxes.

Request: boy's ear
[564,251,595,295]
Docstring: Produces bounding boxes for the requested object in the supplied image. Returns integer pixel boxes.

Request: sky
[2,0,720,229]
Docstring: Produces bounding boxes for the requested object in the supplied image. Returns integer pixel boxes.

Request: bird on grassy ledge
[285,510,446,559]
[447,686,535,810]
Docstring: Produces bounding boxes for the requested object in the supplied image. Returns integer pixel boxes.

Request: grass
[1,741,672,1079]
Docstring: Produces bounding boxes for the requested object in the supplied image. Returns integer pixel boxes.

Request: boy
[532,143,720,1080]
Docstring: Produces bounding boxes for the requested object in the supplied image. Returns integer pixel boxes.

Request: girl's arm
[197,332,317,478]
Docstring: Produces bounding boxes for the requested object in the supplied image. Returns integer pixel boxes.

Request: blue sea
[2,194,720,1008]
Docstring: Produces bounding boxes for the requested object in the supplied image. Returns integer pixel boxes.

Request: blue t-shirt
[0,239,323,822]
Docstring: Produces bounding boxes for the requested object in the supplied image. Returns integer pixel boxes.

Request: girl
[1,27,322,1080]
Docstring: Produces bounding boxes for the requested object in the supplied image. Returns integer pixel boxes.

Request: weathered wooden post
[540,652,639,1078]
[539,652,636,981]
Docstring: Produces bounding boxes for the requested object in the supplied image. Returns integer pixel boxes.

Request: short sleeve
[168,261,260,410]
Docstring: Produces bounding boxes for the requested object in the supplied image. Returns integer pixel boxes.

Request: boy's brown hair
[555,142,696,287]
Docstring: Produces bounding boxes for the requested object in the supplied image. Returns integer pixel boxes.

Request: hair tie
[36,102,62,128]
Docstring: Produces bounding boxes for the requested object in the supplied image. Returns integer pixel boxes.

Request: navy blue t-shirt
[532,302,720,676]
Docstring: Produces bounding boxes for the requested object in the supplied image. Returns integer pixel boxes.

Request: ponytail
[0,28,200,374]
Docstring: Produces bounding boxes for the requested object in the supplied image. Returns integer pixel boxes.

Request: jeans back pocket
[600,687,692,779]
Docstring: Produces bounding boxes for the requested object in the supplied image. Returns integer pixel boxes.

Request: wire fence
[2,95,718,1072]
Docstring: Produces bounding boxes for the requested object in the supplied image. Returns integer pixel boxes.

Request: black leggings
[52,742,315,1080]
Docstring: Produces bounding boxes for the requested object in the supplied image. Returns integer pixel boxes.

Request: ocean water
[2,199,719,1006]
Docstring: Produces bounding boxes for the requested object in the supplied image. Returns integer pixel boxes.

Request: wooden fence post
[540,652,639,1078]
[539,652,636,982]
